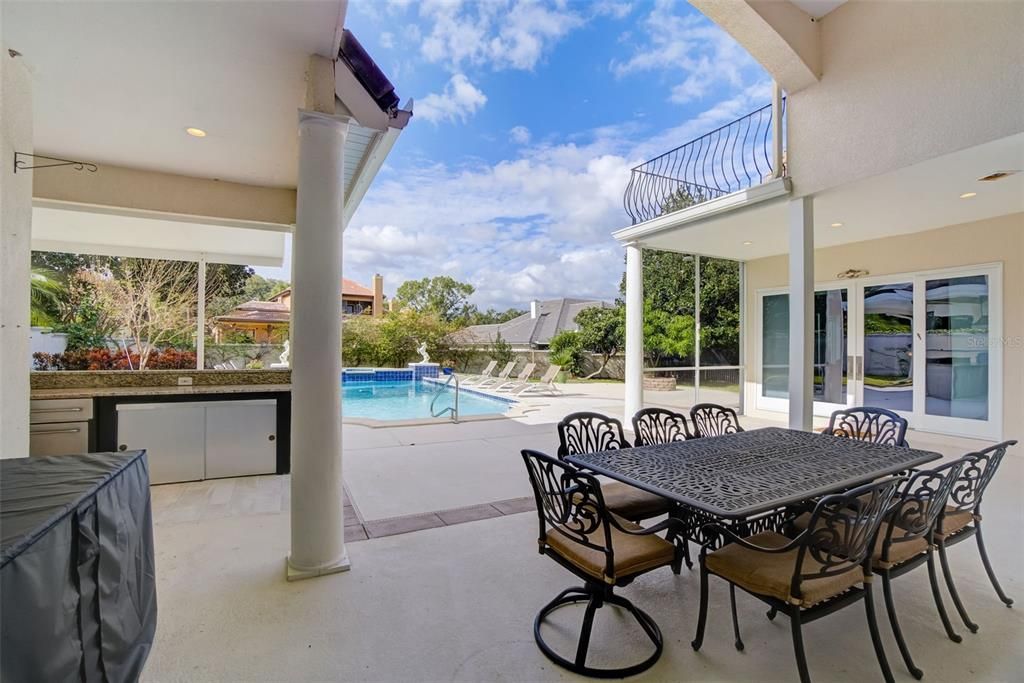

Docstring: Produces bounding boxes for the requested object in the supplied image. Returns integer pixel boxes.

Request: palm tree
[30,267,64,326]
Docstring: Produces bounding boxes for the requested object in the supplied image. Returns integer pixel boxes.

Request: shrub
[548,330,586,377]
[32,348,196,371]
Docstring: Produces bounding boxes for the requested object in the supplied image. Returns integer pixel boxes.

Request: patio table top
[564,427,942,519]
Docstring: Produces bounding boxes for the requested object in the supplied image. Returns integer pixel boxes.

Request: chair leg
[881,572,923,680]
[691,565,710,651]
[574,594,600,669]
[766,606,778,621]
[976,523,1013,607]
[927,552,963,643]
[730,584,745,651]
[790,608,811,683]
[864,581,896,683]
[938,539,979,633]
[683,537,694,570]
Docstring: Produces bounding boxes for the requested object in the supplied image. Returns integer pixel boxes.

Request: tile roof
[269,277,374,302]
[213,300,291,325]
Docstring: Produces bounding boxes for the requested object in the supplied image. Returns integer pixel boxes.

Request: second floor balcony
[624,99,786,225]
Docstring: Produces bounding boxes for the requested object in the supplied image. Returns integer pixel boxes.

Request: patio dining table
[564,426,942,541]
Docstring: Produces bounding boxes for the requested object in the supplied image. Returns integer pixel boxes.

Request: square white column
[788,196,814,430]
[624,242,644,421]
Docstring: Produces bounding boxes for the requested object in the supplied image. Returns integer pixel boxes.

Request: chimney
[372,273,384,318]
[530,300,539,319]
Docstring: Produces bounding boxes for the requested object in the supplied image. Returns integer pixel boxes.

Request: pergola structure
[1,0,410,579]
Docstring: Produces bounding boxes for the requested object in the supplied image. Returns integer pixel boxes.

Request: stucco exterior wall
[1,50,33,458]
[742,213,1024,440]
[787,0,1024,197]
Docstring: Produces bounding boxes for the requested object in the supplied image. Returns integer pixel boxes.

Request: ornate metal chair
[689,403,744,438]
[632,407,693,446]
[556,412,674,526]
[871,459,967,679]
[520,449,683,677]
[825,407,909,447]
[691,478,902,683]
[934,440,1018,634]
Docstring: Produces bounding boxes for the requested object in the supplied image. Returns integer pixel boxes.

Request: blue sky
[259,0,769,310]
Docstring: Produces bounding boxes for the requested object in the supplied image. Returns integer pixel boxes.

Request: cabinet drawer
[30,398,94,424]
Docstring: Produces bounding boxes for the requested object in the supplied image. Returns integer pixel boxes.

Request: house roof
[213,301,291,326]
[270,278,374,302]
[453,298,613,348]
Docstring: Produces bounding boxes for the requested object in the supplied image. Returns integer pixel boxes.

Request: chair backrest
[521,449,614,576]
[478,360,497,376]
[516,362,536,381]
[495,361,516,379]
[826,406,909,447]
[944,440,1018,515]
[538,365,560,384]
[794,478,902,597]
[689,403,743,438]
[556,412,628,458]
[879,459,966,561]
[632,407,692,447]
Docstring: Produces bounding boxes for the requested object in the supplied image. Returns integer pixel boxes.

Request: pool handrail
[430,373,460,423]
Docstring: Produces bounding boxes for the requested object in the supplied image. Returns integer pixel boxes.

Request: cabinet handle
[32,427,82,435]
[31,406,84,414]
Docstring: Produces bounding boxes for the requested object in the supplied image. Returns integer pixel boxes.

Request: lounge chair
[495,362,536,392]
[476,361,516,388]
[510,365,561,396]
[459,360,498,385]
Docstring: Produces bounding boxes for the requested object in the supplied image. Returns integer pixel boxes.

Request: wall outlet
[177,376,194,386]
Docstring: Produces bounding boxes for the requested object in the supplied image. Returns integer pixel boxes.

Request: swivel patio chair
[632,407,694,447]
[689,403,744,438]
[934,440,1018,634]
[826,406,909,447]
[691,477,903,683]
[521,449,683,678]
[556,412,674,526]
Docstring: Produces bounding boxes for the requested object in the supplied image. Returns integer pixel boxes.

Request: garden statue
[278,340,290,366]
[416,340,430,364]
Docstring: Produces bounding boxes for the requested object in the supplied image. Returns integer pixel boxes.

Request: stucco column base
[286,551,351,582]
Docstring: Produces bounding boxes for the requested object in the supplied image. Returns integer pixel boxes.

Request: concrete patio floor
[144,384,1023,681]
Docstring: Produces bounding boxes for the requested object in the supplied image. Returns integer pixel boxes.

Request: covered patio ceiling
[615,132,1024,260]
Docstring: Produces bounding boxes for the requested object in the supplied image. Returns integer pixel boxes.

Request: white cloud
[418,0,583,72]
[379,32,395,49]
[593,1,633,19]
[610,0,759,104]
[416,74,488,124]
[509,125,531,144]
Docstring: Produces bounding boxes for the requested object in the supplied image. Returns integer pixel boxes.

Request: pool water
[341,380,512,421]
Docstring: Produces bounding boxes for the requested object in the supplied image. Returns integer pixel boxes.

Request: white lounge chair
[476,361,516,388]
[495,362,536,392]
[460,360,498,385]
[510,364,562,396]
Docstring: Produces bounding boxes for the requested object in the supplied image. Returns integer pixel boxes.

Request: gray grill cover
[1,451,156,682]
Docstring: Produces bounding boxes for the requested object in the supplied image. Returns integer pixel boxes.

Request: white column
[0,53,33,459]
[195,256,206,370]
[693,254,701,403]
[624,242,644,421]
[287,111,350,580]
[788,196,814,430]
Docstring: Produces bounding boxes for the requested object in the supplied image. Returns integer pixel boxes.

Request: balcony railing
[623,99,786,225]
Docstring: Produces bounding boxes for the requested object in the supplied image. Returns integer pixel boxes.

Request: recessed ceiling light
[185,127,207,138]
[830,222,843,228]
[743,240,753,245]
[978,170,1019,182]
[959,192,977,199]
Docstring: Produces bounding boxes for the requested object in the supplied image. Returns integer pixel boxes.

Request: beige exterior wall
[743,213,1024,440]
[787,1,1024,197]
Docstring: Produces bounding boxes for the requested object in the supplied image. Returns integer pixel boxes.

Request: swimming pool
[341,380,513,421]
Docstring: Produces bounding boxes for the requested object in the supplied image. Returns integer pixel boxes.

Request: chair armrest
[701,522,805,554]
[607,515,687,538]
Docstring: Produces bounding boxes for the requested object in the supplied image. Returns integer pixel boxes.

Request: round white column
[287,111,350,580]
[624,242,645,422]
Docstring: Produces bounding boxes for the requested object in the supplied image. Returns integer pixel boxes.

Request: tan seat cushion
[602,482,673,520]
[705,531,862,607]
[936,508,974,538]
[793,512,929,569]
[546,514,675,583]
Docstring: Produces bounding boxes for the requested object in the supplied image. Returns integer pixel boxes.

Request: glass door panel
[923,275,990,420]
[860,282,914,413]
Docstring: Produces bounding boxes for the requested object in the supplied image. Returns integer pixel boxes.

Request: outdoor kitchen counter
[31,384,292,400]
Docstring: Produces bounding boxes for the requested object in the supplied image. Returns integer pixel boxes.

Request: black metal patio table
[565,427,942,541]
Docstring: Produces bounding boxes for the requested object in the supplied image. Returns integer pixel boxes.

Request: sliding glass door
[759,264,1002,439]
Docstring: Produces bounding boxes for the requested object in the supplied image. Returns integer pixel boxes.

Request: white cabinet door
[204,400,277,479]
[117,404,206,485]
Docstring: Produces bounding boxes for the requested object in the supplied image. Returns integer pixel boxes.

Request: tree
[81,260,200,369]
[30,268,63,326]
[468,307,526,325]
[575,306,624,378]
[643,302,695,369]
[207,273,290,318]
[548,330,586,378]
[395,276,476,323]
[488,332,514,366]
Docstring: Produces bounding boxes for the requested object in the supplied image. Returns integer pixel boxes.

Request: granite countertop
[31,384,292,400]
